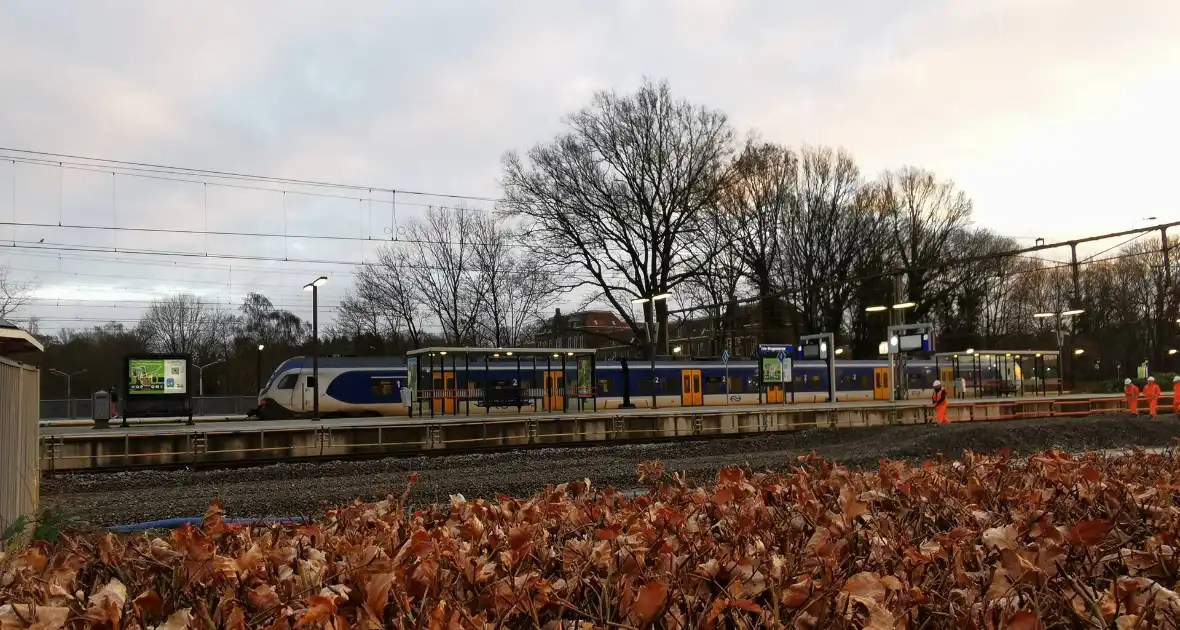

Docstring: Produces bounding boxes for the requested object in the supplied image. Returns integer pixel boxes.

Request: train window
[703,376,725,395]
[371,378,396,398]
[728,377,746,394]
[276,374,297,390]
[638,377,681,395]
[597,379,610,394]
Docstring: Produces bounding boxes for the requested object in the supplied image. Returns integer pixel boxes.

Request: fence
[1,356,40,530]
[40,395,258,420]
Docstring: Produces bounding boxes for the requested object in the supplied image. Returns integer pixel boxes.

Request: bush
[2,452,1179,628]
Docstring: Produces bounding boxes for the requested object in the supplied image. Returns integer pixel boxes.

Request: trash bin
[92,390,111,429]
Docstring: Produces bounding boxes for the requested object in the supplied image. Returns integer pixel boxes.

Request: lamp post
[304,276,328,421]
[1033,308,1084,390]
[49,368,86,419]
[632,292,671,408]
[256,344,265,394]
[195,359,223,398]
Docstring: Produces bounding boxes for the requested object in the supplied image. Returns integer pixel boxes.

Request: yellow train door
[873,367,891,401]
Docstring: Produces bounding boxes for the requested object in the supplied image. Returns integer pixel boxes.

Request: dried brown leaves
[2,451,1179,628]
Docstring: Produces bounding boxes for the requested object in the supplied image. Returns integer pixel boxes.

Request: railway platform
[37,392,1130,472]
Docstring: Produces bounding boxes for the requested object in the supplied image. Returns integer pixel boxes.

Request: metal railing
[40,395,258,420]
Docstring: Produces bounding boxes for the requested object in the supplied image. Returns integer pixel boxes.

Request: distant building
[529,299,798,360]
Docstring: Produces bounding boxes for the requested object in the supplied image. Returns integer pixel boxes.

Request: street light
[303,276,328,421]
[195,359,223,398]
[632,293,671,408]
[256,344,265,395]
[49,368,86,419]
[1033,309,1084,391]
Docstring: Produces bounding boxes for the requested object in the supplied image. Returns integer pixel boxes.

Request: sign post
[722,350,730,399]
[777,350,787,404]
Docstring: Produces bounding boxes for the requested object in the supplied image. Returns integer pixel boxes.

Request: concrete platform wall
[39,395,1130,472]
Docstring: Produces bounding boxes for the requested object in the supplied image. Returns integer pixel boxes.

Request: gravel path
[42,414,1180,526]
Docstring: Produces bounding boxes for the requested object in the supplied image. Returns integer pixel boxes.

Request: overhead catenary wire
[0,147,503,203]
[668,220,1180,315]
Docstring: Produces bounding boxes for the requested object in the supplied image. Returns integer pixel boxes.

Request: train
[253,354,1028,420]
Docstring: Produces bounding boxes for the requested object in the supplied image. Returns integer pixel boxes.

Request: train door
[299,373,318,412]
[939,367,955,398]
[431,371,456,414]
[543,371,564,411]
[681,369,702,406]
[767,383,784,404]
[873,368,890,401]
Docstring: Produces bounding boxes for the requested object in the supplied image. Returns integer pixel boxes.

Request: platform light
[834,348,844,355]
[566,351,574,356]
[1035,353,1042,358]
[303,276,328,291]
[1062,309,1085,316]
[258,344,265,351]
[631,297,649,305]
[1170,349,1178,356]
[892,302,916,310]
[1074,348,1085,355]
[493,353,500,358]
[1033,312,1054,318]
[439,351,447,356]
[553,353,560,358]
[672,346,682,354]
[878,341,889,355]
[890,335,899,347]
[965,348,975,354]
[505,351,513,356]
[865,305,887,313]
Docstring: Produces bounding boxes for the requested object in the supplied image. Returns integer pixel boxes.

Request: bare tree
[501,79,736,358]
[403,205,487,345]
[0,264,35,320]
[678,212,747,356]
[136,294,229,361]
[473,217,562,347]
[238,292,308,347]
[875,167,973,321]
[714,139,792,342]
[351,245,428,348]
[780,146,880,338]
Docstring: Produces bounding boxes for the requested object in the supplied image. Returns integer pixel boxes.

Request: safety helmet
[1125,378,1132,385]
[1149,376,1156,382]
[933,380,942,387]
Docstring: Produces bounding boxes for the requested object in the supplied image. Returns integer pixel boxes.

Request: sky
[0,0,1178,335]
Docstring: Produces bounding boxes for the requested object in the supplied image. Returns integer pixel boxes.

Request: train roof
[270,355,941,372]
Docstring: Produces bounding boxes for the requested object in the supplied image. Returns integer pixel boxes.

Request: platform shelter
[405,347,597,418]
[933,350,1061,399]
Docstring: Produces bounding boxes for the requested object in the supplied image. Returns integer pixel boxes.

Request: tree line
[12,79,1178,397]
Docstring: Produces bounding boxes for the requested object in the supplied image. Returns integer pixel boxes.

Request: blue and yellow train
[255,354,961,420]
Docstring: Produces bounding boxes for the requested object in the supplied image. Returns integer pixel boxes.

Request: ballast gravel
[40,413,1180,527]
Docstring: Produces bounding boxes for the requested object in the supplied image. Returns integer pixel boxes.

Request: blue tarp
[108,516,304,533]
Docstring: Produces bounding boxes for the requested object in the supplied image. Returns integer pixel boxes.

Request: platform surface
[39,392,1118,438]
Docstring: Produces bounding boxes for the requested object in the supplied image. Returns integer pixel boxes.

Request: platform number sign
[722,350,730,396]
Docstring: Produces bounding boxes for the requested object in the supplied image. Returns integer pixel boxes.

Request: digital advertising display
[127,357,188,395]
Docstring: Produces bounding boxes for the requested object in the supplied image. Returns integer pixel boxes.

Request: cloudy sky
[1,0,1178,334]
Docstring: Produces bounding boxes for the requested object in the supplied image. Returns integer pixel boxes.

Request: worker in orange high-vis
[931,380,950,424]
[1173,376,1180,414]
[1144,376,1162,417]
[1124,378,1140,414]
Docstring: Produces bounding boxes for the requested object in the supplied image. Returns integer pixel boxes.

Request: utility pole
[49,368,86,419]
[195,359,223,399]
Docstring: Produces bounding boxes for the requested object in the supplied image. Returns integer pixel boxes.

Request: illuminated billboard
[127,357,188,395]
